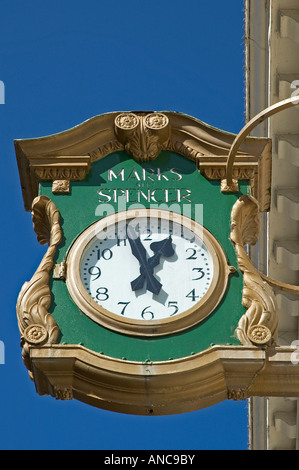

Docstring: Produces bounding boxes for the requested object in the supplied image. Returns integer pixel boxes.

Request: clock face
[81,216,213,321]
[66,209,230,336]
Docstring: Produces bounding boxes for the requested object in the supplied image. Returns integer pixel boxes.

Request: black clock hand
[127,225,175,295]
[127,224,162,294]
[148,236,175,269]
[126,224,148,265]
[131,265,162,294]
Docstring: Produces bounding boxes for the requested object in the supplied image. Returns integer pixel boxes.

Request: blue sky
[0,1,248,450]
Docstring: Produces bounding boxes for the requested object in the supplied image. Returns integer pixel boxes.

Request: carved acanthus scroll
[114,112,170,161]
[230,195,278,346]
[16,196,62,374]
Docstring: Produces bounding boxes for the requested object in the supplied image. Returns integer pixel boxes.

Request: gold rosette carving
[230,195,278,346]
[16,196,62,373]
[114,112,170,161]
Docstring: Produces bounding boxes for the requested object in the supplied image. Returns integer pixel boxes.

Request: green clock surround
[40,151,246,362]
[66,208,232,337]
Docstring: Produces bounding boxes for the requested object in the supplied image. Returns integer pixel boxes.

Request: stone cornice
[29,343,299,415]
[14,111,271,211]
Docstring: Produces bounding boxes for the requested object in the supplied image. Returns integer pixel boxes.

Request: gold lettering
[157,168,169,181]
[180,189,192,202]
[127,189,138,203]
[113,189,126,203]
[150,189,164,203]
[97,186,190,204]
[142,168,155,181]
[137,189,150,202]
[98,189,111,202]
[127,168,141,181]
[169,168,182,180]
[165,188,178,203]
[108,168,124,181]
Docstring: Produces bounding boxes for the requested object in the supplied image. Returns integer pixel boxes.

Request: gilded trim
[115,112,170,161]
[29,343,299,415]
[16,196,62,373]
[230,195,278,346]
[14,111,271,211]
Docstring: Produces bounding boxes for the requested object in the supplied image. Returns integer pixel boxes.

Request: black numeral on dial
[186,248,197,260]
[118,301,130,315]
[96,287,109,301]
[192,267,205,280]
[168,301,178,316]
[186,289,199,302]
[141,306,154,320]
[88,266,101,280]
[97,248,113,260]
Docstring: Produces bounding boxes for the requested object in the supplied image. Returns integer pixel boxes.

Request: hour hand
[126,224,162,295]
[148,236,175,269]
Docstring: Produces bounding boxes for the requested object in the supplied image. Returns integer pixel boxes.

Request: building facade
[246,0,299,450]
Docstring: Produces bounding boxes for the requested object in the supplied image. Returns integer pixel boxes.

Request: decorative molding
[89,140,124,162]
[227,388,249,401]
[53,386,73,401]
[114,112,170,161]
[274,411,297,440]
[199,143,272,212]
[29,344,299,415]
[52,179,70,194]
[280,9,299,45]
[53,261,67,280]
[166,140,202,160]
[16,196,62,374]
[29,154,91,180]
[230,195,279,346]
[14,111,271,211]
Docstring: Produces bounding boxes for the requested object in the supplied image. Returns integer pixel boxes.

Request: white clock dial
[80,216,213,322]
[66,209,230,336]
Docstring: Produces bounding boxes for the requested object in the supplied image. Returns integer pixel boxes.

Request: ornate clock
[66,209,231,336]
[15,110,282,415]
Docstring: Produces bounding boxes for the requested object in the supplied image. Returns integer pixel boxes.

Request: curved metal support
[225,96,299,189]
[259,273,299,295]
[227,97,299,297]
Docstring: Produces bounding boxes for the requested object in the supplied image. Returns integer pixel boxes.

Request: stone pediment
[14,110,271,211]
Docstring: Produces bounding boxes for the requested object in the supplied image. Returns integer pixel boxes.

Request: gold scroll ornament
[114,112,170,161]
[230,195,278,346]
[16,196,61,375]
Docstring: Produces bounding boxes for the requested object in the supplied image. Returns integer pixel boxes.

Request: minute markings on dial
[79,219,215,323]
[126,224,175,295]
